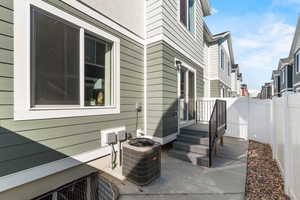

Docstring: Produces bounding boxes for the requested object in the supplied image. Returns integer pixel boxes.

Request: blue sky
[205,0,300,92]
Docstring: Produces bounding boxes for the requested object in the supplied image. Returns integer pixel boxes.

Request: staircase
[169,124,210,167]
[169,99,227,168]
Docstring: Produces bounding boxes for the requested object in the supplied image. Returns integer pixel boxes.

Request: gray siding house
[231,64,242,97]
[270,16,300,95]
[289,16,300,92]
[146,0,211,139]
[272,70,281,97]
[1,0,145,199]
[0,0,221,199]
[277,58,293,95]
[203,23,237,98]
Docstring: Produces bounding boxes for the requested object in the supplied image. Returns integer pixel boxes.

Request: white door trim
[175,59,197,129]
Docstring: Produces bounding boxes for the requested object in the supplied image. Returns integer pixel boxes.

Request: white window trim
[177,0,197,38]
[14,0,120,120]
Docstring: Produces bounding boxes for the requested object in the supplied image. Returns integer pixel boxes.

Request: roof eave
[200,0,212,17]
[214,32,235,65]
[203,22,214,43]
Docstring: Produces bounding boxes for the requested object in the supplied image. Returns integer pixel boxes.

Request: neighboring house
[241,84,249,96]
[269,17,300,96]
[231,64,241,97]
[277,58,293,95]
[146,0,211,139]
[271,70,281,97]
[203,23,236,98]
[288,16,300,92]
[259,83,273,99]
[0,0,222,199]
[237,72,243,96]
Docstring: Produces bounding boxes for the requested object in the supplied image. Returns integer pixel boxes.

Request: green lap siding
[210,80,231,97]
[147,41,204,138]
[210,80,220,97]
[0,0,144,177]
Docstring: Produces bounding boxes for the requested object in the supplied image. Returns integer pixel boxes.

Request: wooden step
[168,149,210,167]
[173,141,209,155]
[177,134,209,145]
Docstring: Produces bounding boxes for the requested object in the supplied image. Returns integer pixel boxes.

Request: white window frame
[178,0,196,37]
[281,67,286,85]
[14,0,120,120]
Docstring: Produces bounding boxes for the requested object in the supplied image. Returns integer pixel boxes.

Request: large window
[179,0,195,33]
[15,3,120,120]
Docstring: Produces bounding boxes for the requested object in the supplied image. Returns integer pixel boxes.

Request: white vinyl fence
[200,95,300,199]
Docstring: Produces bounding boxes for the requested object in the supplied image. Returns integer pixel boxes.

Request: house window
[281,68,286,85]
[15,3,120,120]
[84,34,113,106]
[179,0,195,33]
[31,7,80,106]
[296,52,300,73]
[31,8,115,108]
[221,49,225,70]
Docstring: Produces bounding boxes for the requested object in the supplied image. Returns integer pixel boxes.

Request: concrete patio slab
[103,137,248,200]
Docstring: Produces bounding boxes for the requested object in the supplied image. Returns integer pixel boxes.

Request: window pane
[221,50,224,69]
[85,34,112,106]
[31,7,80,106]
[188,0,195,32]
[180,0,187,26]
[85,37,96,64]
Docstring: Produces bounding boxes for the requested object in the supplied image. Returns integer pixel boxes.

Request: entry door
[188,71,195,120]
[178,67,196,126]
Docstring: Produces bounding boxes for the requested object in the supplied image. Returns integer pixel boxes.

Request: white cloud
[206,12,296,90]
[235,16,295,71]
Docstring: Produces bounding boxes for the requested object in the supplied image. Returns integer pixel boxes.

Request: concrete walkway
[109,137,248,200]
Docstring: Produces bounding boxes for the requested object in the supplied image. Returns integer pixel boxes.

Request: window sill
[29,105,117,111]
[14,106,120,120]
